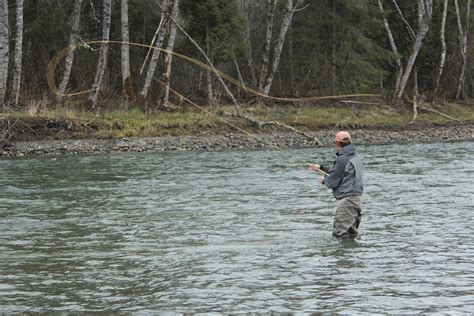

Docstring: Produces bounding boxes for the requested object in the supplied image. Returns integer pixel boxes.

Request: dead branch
[419,105,463,123]
[408,97,418,124]
[1,115,16,143]
[406,96,463,124]
[224,111,320,144]
[391,0,416,39]
[340,100,382,106]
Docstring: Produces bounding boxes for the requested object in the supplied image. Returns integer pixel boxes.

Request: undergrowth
[1,100,472,140]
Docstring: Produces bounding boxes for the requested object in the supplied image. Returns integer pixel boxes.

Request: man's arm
[319,164,332,174]
[308,162,332,174]
[323,156,350,189]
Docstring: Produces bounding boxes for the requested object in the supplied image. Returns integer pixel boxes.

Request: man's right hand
[308,164,321,172]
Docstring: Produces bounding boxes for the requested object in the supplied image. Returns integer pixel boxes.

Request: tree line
[0,0,473,111]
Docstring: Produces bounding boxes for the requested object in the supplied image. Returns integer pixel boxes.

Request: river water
[1,141,473,313]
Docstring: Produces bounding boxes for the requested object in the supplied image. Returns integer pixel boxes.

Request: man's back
[323,144,363,199]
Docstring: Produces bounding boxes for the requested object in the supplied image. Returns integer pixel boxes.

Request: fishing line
[166,82,322,233]
[164,84,323,171]
[47,40,331,234]
[46,40,353,175]
[163,75,326,230]
[47,40,379,102]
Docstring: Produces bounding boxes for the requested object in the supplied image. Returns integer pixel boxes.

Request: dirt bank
[1,123,472,157]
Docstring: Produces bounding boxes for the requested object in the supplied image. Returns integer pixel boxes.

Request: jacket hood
[337,143,356,156]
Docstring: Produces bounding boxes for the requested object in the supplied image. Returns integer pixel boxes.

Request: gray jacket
[322,144,363,199]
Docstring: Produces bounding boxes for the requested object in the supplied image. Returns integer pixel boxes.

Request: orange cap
[335,131,351,142]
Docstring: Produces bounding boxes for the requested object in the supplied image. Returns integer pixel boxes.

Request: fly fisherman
[309,131,364,239]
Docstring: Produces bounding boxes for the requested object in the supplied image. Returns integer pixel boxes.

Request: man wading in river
[309,131,364,239]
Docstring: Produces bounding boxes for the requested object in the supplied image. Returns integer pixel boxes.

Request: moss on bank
[1,101,473,142]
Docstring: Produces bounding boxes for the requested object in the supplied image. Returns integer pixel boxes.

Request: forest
[0,0,473,140]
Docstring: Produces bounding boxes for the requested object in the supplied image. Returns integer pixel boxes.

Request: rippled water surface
[1,141,473,313]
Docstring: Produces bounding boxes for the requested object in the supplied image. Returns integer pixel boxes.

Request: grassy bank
[1,101,473,142]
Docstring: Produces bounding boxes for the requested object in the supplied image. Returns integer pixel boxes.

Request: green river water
[0,141,473,313]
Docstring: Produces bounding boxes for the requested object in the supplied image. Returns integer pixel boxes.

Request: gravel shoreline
[1,125,473,157]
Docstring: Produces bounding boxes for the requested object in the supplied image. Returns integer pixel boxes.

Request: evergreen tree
[290,0,391,95]
[181,0,245,62]
[181,0,245,103]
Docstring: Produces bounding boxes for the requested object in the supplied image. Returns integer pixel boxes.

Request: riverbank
[2,124,473,157]
[1,102,473,157]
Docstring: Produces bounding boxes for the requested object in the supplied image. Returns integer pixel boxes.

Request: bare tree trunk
[378,0,403,98]
[258,0,278,92]
[244,26,257,87]
[413,65,419,96]
[89,0,112,109]
[234,59,244,98]
[139,4,166,74]
[409,95,418,124]
[161,0,179,106]
[11,0,24,107]
[394,0,433,101]
[205,24,213,105]
[433,0,448,97]
[378,0,403,97]
[454,0,471,101]
[0,0,9,106]
[242,0,256,86]
[262,0,303,95]
[140,0,173,99]
[121,0,134,102]
[409,66,423,123]
[331,0,337,95]
[58,0,84,98]
[289,24,295,95]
